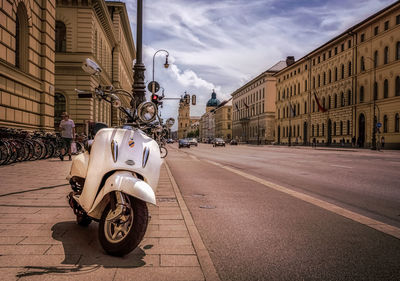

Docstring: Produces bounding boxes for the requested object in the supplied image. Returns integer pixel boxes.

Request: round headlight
[137,101,158,123]
[166,117,175,128]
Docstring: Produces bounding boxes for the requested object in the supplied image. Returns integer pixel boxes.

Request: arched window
[396,76,400,96]
[15,3,29,71]
[334,94,337,108]
[384,46,389,64]
[395,113,399,133]
[340,121,343,135]
[360,86,364,102]
[361,56,365,71]
[341,92,344,107]
[334,122,337,136]
[374,81,378,100]
[328,96,331,109]
[348,61,352,76]
[374,50,378,67]
[55,21,67,52]
[323,72,326,85]
[328,70,332,83]
[322,123,325,136]
[383,115,388,133]
[304,101,307,114]
[335,67,338,81]
[396,41,400,60]
[347,90,351,106]
[384,79,389,98]
[341,64,345,79]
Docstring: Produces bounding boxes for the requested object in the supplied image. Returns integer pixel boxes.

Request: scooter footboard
[87,171,156,219]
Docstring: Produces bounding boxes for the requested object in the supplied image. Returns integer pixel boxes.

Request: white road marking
[330,164,353,169]
[204,159,400,240]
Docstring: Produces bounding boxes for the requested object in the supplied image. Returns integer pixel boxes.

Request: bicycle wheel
[6,141,18,164]
[0,140,10,165]
[160,146,168,158]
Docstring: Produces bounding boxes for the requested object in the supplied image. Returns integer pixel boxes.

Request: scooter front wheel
[98,195,148,256]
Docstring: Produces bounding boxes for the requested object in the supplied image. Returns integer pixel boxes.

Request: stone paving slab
[0,157,218,281]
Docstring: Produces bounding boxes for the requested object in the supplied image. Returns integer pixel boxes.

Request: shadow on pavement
[16,221,151,278]
[0,183,69,197]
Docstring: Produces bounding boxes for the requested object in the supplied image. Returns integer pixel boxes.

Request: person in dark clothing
[352,136,356,147]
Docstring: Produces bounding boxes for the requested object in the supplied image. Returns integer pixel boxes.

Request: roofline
[273,0,400,76]
[231,70,277,97]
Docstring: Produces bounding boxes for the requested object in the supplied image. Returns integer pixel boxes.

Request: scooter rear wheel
[98,196,148,256]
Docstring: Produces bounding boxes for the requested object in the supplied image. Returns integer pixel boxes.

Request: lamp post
[132,0,146,108]
[151,49,169,95]
[365,56,377,150]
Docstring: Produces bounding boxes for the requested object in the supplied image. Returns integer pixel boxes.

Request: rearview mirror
[82,58,102,75]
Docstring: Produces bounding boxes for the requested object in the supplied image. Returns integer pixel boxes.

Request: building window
[323,72,326,85]
[361,56,365,71]
[329,50,332,58]
[341,43,344,52]
[348,40,351,48]
[340,121,343,135]
[397,15,400,24]
[347,90,351,106]
[335,47,338,55]
[396,42,400,60]
[304,101,307,114]
[328,96,331,109]
[335,67,338,81]
[317,124,319,136]
[305,64,308,70]
[318,75,320,87]
[384,46,389,64]
[334,94,337,108]
[323,53,326,61]
[312,125,314,137]
[313,77,315,89]
[15,3,29,71]
[374,26,379,35]
[322,97,325,109]
[312,100,315,112]
[348,61,352,76]
[384,21,389,30]
[347,120,350,135]
[374,82,378,100]
[384,79,389,98]
[383,115,388,133]
[334,122,336,136]
[328,70,332,83]
[360,86,364,102]
[374,50,378,67]
[322,123,325,136]
[396,76,400,96]
[341,64,345,79]
[318,56,320,63]
[56,21,67,52]
[361,33,365,42]
[305,80,308,91]
[395,113,399,132]
[341,92,344,107]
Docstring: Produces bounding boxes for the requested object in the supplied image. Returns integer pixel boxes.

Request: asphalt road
[166,143,400,281]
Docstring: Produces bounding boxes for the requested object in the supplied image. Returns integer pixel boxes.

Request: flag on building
[313,91,327,112]
[289,103,295,117]
[243,101,249,109]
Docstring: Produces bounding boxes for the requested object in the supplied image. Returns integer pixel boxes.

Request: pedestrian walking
[312,137,316,148]
[381,136,385,149]
[59,112,75,161]
[352,136,356,147]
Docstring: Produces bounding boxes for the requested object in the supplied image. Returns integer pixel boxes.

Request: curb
[165,161,221,281]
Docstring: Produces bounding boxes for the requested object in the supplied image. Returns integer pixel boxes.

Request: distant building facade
[214,98,232,140]
[55,0,135,133]
[275,2,400,148]
[177,96,190,139]
[231,62,285,144]
[0,0,55,130]
[199,90,222,142]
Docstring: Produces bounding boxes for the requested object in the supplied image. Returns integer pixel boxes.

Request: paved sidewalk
[0,158,219,281]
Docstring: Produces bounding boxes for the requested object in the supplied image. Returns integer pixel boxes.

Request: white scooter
[66,59,172,256]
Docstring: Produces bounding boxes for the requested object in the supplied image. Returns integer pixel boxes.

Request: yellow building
[214,98,232,140]
[232,62,285,144]
[275,1,400,149]
[55,0,135,133]
[177,96,190,139]
[0,0,55,130]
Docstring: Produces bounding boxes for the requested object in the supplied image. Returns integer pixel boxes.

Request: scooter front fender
[87,171,156,219]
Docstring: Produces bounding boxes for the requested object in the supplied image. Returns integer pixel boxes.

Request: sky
[122,0,397,130]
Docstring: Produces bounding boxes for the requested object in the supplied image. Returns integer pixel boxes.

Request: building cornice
[93,0,118,47]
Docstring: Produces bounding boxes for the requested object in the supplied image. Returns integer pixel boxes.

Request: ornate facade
[0,0,56,130]
[177,97,190,139]
[275,2,400,148]
[231,62,285,144]
[55,0,135,134]
[214,98,232,140]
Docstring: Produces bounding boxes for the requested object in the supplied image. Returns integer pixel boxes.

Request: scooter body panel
[87,171,156,219]
[67,151,89,180]
[72,128,161,212]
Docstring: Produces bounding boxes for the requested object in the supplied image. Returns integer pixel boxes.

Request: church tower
[178,95,190,139]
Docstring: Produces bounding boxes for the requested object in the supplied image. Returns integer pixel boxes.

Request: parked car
[213,138,225,147]
[230,139,238,145]
[167,138,174,143]
[188,138,198,146]
[178,139,190,148]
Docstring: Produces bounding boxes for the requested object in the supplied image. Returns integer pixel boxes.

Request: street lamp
[151,49,169,95]
[365,56,377,150]
[132,0,146,108]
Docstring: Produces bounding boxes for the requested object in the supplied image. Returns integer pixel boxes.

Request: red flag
[313,92,327,113]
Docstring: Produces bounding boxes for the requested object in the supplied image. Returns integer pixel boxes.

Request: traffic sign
[376,122,382,128]
[148,81,160,93]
